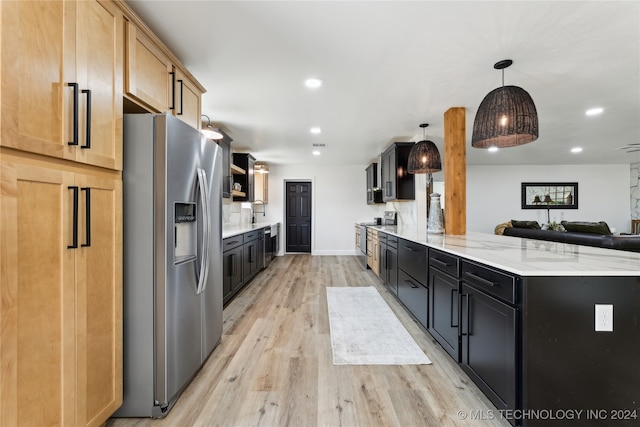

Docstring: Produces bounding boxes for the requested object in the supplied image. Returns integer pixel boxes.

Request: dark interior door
[286,181,311,253]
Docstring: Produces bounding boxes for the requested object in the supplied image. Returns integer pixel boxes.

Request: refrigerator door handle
[196,168,210,294]
[201,168,212,292]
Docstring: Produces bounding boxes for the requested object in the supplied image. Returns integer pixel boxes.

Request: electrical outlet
[595,304,614,332]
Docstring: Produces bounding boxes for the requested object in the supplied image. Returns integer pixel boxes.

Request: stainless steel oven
[359,224,367,267]
[263,223,279,268]
[263,226,272,268]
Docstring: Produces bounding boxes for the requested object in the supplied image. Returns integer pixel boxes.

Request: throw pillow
[511,220,541,230]
[560,221,612,235]
[494,221,512,235]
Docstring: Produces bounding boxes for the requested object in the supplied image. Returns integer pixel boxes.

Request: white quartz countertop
[367,225,640,276]
[223,222,280,239]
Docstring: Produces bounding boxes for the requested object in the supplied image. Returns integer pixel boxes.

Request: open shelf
[231,190,246,197]
[231,163,245,175]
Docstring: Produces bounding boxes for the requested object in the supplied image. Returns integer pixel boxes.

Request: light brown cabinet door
[125,20,173,113]
[74,173,122,427]
[1,0,123,170]
[0,160,122,427]
[174,68,202,129]
[0,160,76,427]
[1,0,76,161]
[75,0,123,171]
[255,171,269,203]
[371,231,380,277]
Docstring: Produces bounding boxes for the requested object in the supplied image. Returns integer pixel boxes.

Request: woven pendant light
[472,59,538,148]
[408,123,443,234]
[408,124,441,174]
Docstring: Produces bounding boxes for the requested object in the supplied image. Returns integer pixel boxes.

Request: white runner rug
[326,286,432,365]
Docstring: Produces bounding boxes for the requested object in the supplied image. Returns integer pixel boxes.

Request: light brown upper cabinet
[1,0,123,171]
[125,21,204,129]
[174,67,202,129]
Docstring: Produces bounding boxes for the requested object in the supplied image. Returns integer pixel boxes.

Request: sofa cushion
[511,220,541,229]
[560,221,612,235]
[502,226,640,252]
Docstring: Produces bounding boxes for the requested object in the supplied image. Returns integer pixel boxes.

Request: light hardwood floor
[108,255,510,427]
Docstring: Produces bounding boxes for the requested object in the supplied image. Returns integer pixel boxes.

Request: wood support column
[444,107,466,235]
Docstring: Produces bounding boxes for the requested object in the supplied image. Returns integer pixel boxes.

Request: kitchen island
[365,226,640,426]
[369,226,640,276]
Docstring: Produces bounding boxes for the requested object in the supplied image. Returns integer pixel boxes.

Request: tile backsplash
[223,200,253,224]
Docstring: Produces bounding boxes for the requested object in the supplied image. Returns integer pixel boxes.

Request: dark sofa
[503,227,640,253]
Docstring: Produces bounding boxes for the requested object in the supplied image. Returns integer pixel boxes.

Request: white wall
[226,162,631,254]
[467,164,631,234]
[267,163,387,255]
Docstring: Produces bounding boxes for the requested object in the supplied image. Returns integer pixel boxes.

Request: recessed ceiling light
[488,146,499,152]
[571,147,583,153]
[312,150,321,156]
[304,78,323,89]
[310,127,322,134]
[585,107,603,116]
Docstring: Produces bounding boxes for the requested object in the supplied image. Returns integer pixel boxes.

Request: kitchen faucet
[252,200,265,223]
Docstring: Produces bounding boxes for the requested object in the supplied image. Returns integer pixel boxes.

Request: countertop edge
[223,222,280,239]
[365,225,640,277]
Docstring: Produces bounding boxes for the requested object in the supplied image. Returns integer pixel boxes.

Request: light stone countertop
[367,225,640,276]
[223,222,280,239]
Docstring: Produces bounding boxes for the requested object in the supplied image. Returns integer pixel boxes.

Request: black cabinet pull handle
[432,258,451,268]
[169,71,176,110]
[450,288,459,327]
[404,246,415,252]
[177,79,184,115]
[81,187,91,247]
[81,89,91,149]
[460,293,470,336]
[464,271,496,287]
[232,253,237,277]
[405,279,419,289]
[67,83,79,146]
[68,186,79,249]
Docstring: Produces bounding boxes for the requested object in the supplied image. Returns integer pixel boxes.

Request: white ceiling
[127,0,640,167]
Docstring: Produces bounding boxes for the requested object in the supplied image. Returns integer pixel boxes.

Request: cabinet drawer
[461,260,518,304]
[223,236,243,252]
[398,269,428,329]
[429,248,460,278]
[243,230,260,243]
[386,235,398,249]
[378,232,387,244]
[398,239,427,285]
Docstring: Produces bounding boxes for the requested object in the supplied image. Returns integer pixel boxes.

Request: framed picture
[521,182,578,210]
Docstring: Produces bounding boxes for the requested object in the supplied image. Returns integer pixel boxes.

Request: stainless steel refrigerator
[114,113,223,418]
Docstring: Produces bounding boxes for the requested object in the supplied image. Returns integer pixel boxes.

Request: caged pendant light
[472,59,538,148]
